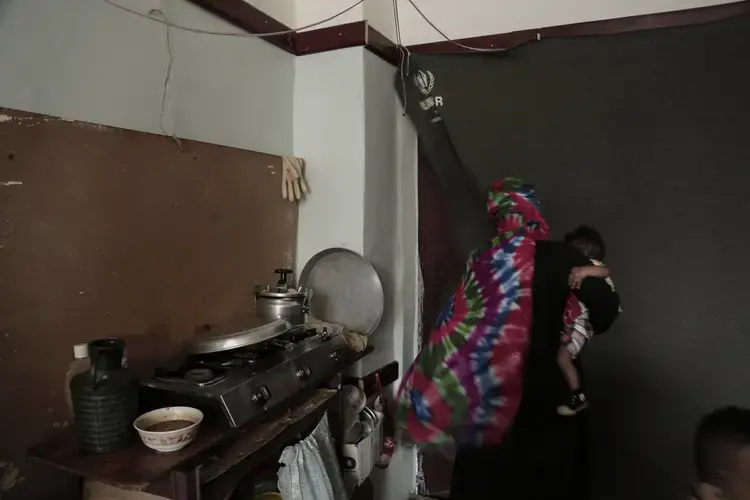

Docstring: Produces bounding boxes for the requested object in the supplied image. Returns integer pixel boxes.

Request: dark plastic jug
[70,338,138,452]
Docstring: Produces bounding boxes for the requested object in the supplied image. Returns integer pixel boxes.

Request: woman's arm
[397,68,495,255]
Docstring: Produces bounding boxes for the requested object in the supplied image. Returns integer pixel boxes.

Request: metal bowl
[298,248,384,335]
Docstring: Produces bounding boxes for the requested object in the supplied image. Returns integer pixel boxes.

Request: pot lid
[256,288,308,299]
[187,316,290,354]
[298,248,384,335]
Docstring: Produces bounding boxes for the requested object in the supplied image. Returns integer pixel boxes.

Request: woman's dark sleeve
[567,248,621,335]
[396,68,495,256]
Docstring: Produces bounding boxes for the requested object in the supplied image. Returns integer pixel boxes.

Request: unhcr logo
[412,69,443,123]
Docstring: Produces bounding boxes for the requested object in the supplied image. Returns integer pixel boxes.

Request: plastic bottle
[64,343,91,418]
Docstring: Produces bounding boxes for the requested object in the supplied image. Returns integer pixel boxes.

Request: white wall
[294,48,418,377]
[293,48,367,266]
[290,0,738,45]
[248,0,295,27]
[166,0,294,154]
[296,0,364,33]
[293,47,419,500]
[361,50,398,374]
[0,0,165,135]
[0,0,295,155]
[369,58,420,500]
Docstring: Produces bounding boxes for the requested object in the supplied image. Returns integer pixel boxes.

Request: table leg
[327,373,346,461]
[173,466,202,500]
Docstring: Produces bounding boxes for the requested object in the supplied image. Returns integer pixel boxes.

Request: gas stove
[139,322,352,428]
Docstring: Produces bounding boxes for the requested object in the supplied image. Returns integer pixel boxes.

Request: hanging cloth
[277,413,347,500]
[396,178,549,447]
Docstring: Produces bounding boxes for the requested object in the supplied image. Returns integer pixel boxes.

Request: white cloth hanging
[277,413,347,500]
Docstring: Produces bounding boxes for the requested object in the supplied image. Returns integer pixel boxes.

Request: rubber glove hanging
[281,156,309,202]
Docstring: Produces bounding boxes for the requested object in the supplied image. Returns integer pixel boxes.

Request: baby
[557,226,619,416]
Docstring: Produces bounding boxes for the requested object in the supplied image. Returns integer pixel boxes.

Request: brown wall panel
[0,108,297,499]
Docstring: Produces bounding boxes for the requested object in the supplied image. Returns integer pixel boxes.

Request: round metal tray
[298,248,384,335]
[187,317,291,354]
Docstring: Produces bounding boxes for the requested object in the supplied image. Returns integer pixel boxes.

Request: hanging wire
[106,0,513,52]
[104,0,516,127]
[102,0,367,37]
[404,0,509,52]
[392,0,412,114]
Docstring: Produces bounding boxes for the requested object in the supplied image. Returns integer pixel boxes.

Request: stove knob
[296,364,312,380]
[251,385,271,405]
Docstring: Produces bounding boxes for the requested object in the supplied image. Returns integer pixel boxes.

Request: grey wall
[413,14,750,499]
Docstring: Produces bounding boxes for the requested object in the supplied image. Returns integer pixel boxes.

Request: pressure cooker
[254,268,311,326]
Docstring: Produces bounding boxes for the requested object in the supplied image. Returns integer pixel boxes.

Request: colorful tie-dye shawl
[397,178,550,447]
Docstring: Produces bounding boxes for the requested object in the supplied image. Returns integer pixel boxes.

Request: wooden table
[29,389,338,500]
[28,347,399,500]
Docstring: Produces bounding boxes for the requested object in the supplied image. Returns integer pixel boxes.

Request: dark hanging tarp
[398,13,750,500]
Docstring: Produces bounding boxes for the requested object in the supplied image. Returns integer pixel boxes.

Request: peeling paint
[0,114,32,123]
[73,121,112,132]
[0,114,112,133]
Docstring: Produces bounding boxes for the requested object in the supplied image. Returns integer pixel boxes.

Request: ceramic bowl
[133,406,203,453]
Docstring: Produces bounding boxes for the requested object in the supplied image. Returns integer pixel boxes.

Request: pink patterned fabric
[397,178,549,447]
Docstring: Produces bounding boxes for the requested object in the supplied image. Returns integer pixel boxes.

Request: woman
[450,236,620,499]
[396,63,621,499]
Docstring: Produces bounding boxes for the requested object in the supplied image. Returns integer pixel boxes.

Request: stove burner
[184,368,216,383]
[152,363,228,387]
[233,351,261,362]
[285,327,320,344]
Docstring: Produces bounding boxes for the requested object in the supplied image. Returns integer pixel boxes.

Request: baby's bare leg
[557,346,580,391]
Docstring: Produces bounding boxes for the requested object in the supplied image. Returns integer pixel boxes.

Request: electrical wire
[404,0,509,52]
[105,0,512,53]
[105,0,512,130]
[102,0,366,37]
[150,9,181,146]
[392,0,411,114]
[102,0,365,144]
